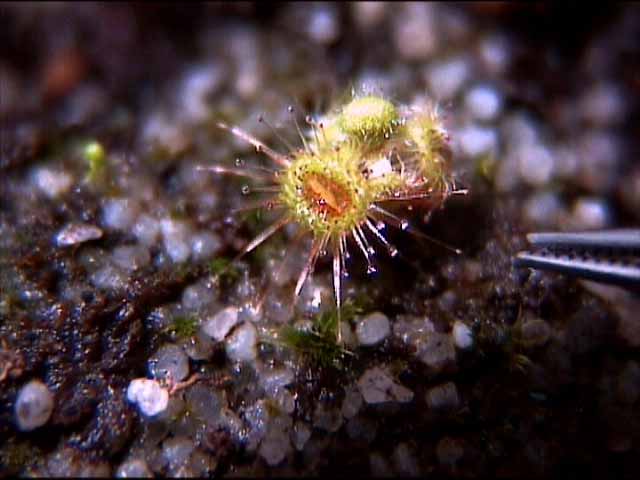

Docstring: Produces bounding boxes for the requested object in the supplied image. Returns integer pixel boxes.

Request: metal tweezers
[514,229,640,293]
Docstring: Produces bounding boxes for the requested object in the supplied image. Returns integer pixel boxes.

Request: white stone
[141,111,190,157]
[102,198,139,231]
[160,218,192,263]
[456,125,498,158]
[15,380,54,431]
[191,231,221,260]
[418,333,456,370]
[90,264,127,291]
[149,344,189,382]
[116,458,153,478]
[162,436,194,469]
[523,191,565,228]
[259,367,295,396]
[306,5,340,45]
[517,143,555,187]
[357,367,414,404]
[181,282,215,311]
[570,197,611,230]
[393,3,439,61]
[355,311,391,346]
[478,34,510,75]
[452,321,473,350]
[111,245,151,272]
[179,64,223,124]
[126,378,169,417]
[202,306,239,341]
[225,322,257,362]
[465,84,502,121]
[424,56,470,100]
[32,167,73,198]
[55,223,103,247]
[133,214,161,246]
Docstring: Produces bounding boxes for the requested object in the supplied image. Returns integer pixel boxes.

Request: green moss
[209,257,242,284]
[277,301,362,368]
[165,315,198,338]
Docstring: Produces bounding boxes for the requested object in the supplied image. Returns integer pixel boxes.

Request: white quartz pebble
[15,380,54,431]
[225,322,257,362]
[202,306,239,341]
[355,311,391,346]
[126,378,169,417]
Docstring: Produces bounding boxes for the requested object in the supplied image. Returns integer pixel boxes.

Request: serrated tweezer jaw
[514,229,640,292]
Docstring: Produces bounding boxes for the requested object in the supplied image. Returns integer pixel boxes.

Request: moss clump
[165,315,198,338]
[278,301,362,368]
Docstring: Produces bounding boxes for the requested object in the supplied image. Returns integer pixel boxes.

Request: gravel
[148,343,190,382]
[14,380,54,431]
[115,458,154,478]
[32,166,73,198]
[464,84,503,121]
[160,218,192,263]
[357,367,414,404]
[55,223,103,247]
[126,378,169,418]
[417,333,456,371]
[202,306,240,342]
[355,311,391,346]
[452,321,473,350]
[102,198,140,231]
[225,321,258,362]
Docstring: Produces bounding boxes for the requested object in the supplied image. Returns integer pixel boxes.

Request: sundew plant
[200,92,467,340]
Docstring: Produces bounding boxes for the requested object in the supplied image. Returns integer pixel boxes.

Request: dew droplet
[288,105,295,113]
[255,145,263,153]
[320,249,328,257]
[241,185,251,195]
[389,247,399,257]
[367,247,376,256]
[366,265,377,275]
[305,115,313,124]
[376,221,385,230]
[235,158,244,167]
[400,220,409,231]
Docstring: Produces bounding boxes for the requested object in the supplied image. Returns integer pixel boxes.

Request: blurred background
[1,2,639,478]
